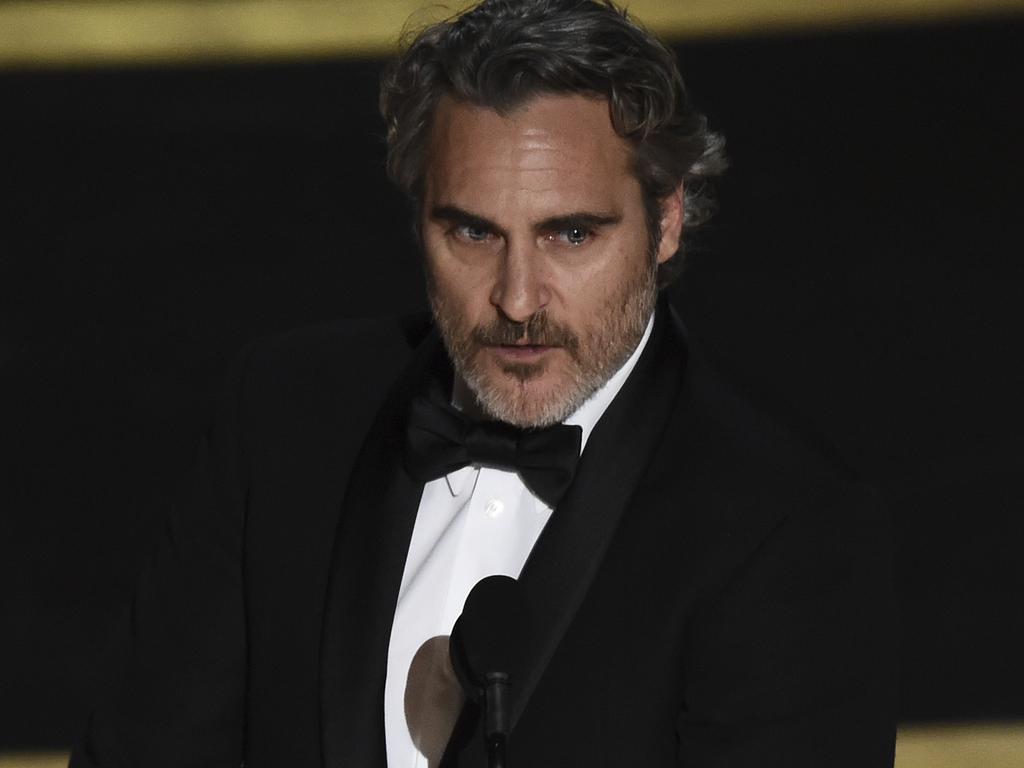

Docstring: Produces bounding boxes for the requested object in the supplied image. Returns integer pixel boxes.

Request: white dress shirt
[383,315,654,768]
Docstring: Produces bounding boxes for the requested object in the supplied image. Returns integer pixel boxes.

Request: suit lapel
[511,302,689,728]
[319,332,445,768]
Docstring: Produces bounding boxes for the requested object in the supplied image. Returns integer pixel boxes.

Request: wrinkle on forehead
[425,94,634,214]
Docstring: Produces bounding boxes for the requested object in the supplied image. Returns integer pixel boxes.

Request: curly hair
[380,0,727,285]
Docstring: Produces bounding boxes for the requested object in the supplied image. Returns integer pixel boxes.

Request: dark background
[2,17,1022,749]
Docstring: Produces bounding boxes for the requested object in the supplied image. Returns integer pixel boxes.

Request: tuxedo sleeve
[69,346,253,768]
[676,482,898,767]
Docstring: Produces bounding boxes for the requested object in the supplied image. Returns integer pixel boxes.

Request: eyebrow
[429,205,498,233]
[429,204,621,235]
[538,212,621,232]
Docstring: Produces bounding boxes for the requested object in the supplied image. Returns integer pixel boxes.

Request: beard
[428,259,658,428]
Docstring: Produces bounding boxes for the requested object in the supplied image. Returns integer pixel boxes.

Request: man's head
[380,0,725,427]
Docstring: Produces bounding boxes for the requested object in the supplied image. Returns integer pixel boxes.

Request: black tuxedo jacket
[72,304,896,768]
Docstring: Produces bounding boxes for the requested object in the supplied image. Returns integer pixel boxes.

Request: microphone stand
[484,671,510,768]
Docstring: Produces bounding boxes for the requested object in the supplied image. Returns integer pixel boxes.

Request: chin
[467,364,589,429]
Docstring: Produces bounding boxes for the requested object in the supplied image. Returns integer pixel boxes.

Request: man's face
[420,94,682,428]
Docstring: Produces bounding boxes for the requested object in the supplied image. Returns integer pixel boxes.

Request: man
[72,1,897,766]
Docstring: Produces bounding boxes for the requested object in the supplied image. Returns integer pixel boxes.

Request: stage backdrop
[2,14,1022,750]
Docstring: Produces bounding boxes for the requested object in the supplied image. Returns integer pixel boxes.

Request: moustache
[471,312,579,353]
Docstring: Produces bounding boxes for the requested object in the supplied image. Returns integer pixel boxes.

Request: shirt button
[484,499,504,518]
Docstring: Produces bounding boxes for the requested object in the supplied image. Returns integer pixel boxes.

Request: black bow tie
[404,395,582,508]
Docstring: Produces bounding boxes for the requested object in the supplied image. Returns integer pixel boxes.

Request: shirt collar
[444,465,477,498]
[564,311,654,454]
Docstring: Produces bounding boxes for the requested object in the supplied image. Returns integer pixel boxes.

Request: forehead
[423,93,637,213]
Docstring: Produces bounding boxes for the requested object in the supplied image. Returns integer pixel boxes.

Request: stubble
[428,261,657,428]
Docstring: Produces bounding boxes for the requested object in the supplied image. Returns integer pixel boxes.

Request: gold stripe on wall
[4,723,1024,767]
[0,755,66,768]
[0,0,1022,69]
[895,721,1024,767]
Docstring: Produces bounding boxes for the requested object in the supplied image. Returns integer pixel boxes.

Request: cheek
[426,259,487,319]
[422,242,460,294]
[551,242,641,300]
[426,248,496,300]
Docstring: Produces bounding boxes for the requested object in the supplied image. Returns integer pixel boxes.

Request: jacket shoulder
[229,313,430,447]
[684,337,858,494]
[243,312,429,379]
[246,312,426,390]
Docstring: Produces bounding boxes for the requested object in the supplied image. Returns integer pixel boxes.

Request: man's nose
[489,241,548,324]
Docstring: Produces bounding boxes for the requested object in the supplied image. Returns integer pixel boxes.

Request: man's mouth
[489,343,554,360]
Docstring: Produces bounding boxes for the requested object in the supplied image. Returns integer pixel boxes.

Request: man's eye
[557,226,590,246]
[454,225,491,242]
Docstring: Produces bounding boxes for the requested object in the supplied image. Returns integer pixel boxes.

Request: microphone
[450,575,529,768]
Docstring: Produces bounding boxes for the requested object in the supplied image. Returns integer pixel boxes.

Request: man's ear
[655,184,684,265]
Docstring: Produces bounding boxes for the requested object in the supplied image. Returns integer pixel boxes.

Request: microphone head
[450,575,529,697]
